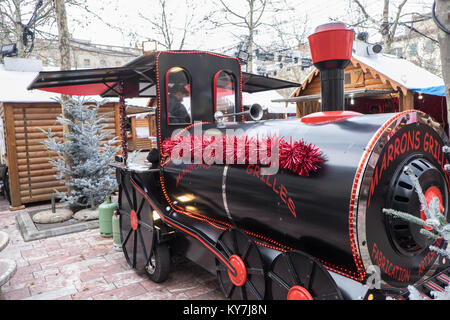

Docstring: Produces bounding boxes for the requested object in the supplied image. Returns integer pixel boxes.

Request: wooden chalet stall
[127,98,157,151]
[288,41,448,132]
[0,62,123,210]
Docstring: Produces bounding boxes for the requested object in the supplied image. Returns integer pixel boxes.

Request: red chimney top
[308,22,354,67]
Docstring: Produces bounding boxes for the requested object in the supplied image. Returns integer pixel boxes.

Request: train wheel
[268,250,343,300]
[215,229,266,300]
[119,173,156,275]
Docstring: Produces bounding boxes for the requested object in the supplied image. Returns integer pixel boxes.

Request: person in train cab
[145,148,160,168]
[168,84,191,124]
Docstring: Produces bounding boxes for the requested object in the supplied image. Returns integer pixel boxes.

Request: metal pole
[118,82,128,165]
[89,190,94,209]
[51,193,55,213]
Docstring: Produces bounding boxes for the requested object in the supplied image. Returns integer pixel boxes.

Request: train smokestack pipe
[308,23,354,112]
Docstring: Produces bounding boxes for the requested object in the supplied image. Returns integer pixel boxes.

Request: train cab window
[214,71,236,122]
[167,67,192,125]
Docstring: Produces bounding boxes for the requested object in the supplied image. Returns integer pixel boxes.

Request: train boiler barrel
[223,110,450,287]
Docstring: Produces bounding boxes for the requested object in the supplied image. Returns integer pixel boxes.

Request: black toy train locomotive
[29,22,450,300]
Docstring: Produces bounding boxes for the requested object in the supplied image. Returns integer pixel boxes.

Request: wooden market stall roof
[287,41,445,112]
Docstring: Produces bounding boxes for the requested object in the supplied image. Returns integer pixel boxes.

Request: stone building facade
[29,38,141,69]
[390,16,442,77]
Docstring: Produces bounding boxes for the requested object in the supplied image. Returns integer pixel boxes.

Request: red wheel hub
[130,210,138,230]
[420,186,443,231]
[227,255,247,287]
[287,285,314,300]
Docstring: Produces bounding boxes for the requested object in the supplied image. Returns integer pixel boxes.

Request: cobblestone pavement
[0,200,225,300]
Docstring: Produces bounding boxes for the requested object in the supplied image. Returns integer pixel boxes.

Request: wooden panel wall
[3,102,120,209]
[129,115,157,151]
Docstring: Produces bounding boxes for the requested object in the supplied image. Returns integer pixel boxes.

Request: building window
[392,47,403,57]
[425,40,435,53]
[166,67,191,125]
[214,70,236,122]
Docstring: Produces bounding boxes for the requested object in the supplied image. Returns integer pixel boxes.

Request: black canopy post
[118,81,128,164]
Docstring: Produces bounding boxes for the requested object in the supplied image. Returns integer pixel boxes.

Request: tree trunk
[53,0,72,194]
[381,0,391,53]
[248,0,254,73]
[435,0,450,135]
[54,0,71,72]
[13,0,25,57]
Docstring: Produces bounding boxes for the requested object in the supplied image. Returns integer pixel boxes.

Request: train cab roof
[27,50,301,98]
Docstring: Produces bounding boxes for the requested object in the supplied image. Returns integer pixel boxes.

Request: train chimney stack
[308,23,354,112]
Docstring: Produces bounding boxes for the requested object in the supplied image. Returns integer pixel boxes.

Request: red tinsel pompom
[161,134,323,176]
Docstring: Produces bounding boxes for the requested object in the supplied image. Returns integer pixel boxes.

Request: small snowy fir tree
[383,166,450,300]
[41,97,119,210]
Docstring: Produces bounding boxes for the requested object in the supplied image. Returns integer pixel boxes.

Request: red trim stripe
[437,274,450,284]
[424,280,445,293]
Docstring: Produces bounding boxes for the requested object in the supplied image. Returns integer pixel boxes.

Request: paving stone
[25,287,78,300]
[3,287,31,300]
[71,278,116,300]
[91,283,147,300]
[32,268,60,280]
[0,198,224,301]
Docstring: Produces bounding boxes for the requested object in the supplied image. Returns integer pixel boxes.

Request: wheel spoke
[132,186,137,211]
[136,197,145,216]
[241,240,252,262]
[217,239,232,257]
[226,283,235,298]
[216,265,227,272]
[246,279,263,300]
[267,271,291,291]
[240,286,247,300]
[304,260,315,290]
[284,253,301,286]
[138,228,149,263]
[246,268,264,275]
[231,230,239,253]
[132,230,137,268]
[122,228,133,247]
[121,177,133,208]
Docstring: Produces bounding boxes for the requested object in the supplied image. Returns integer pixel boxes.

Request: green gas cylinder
[112,211,122,251]
[98,195,118,238]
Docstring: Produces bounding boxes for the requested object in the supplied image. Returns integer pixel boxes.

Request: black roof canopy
[27,50,300,96]
[241,72,300,93]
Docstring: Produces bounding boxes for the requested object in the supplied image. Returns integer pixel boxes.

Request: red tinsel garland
[161,134,323,176]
